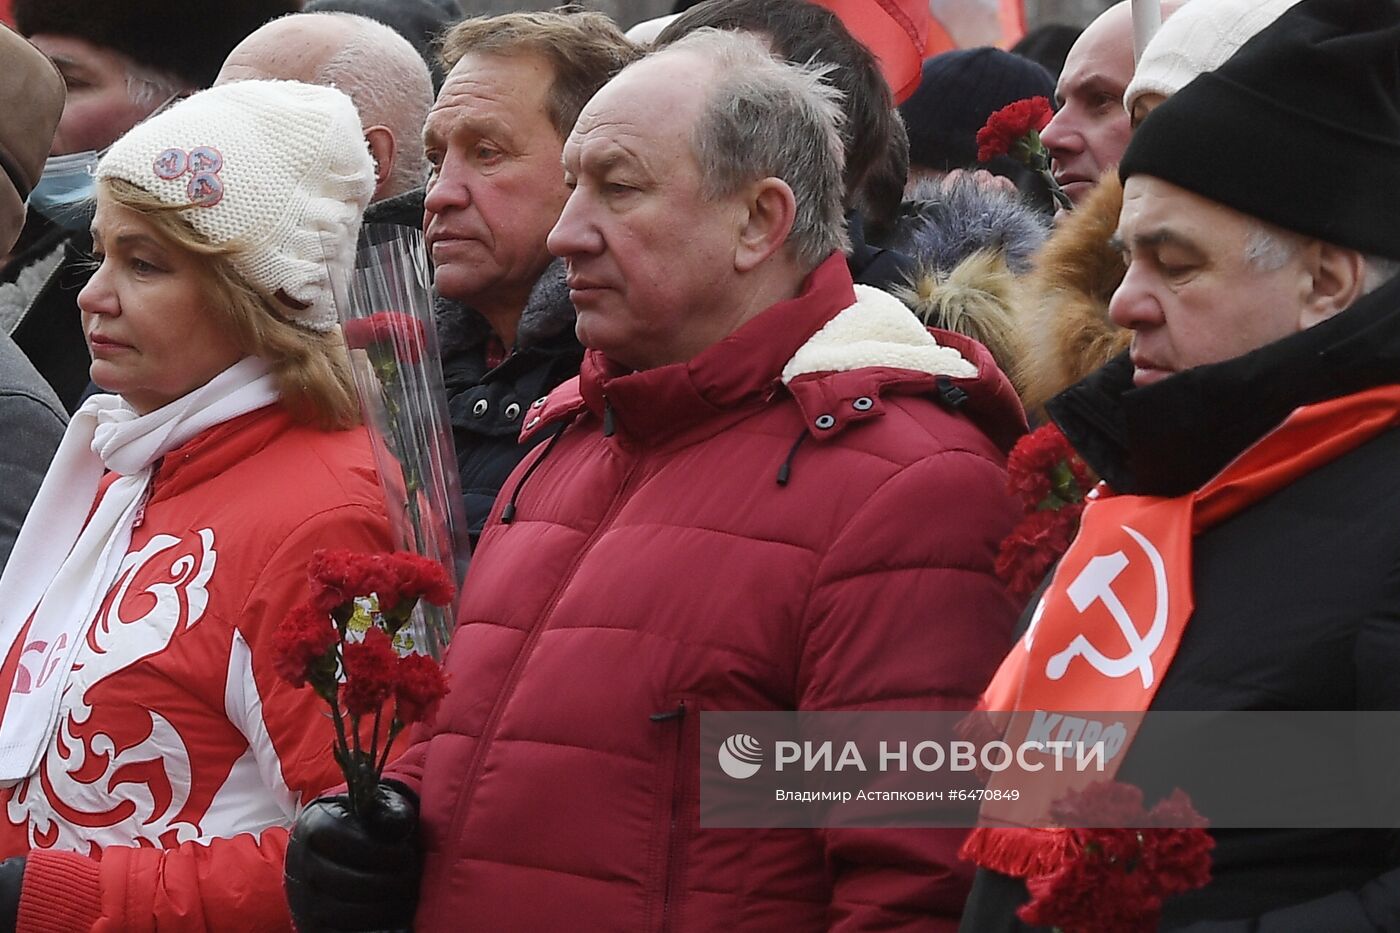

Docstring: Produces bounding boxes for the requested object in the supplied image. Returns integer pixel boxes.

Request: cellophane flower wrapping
[328,224,469,659]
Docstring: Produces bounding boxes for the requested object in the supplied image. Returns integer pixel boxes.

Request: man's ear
[1298,241,1366,329]
[364,126,397,199]
[734,177,796,273]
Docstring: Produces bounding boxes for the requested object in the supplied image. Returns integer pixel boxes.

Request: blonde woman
[0,80,390,931]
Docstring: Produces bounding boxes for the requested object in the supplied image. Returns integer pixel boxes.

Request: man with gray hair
[217,11,435,205]
[285,28,1024,932]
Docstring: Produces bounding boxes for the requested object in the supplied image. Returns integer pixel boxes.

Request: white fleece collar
[780,284,978,384]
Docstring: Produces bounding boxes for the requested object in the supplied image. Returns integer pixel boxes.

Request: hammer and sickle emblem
[1045,525,1168,688]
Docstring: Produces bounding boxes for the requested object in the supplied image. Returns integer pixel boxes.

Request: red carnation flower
[975,96,1072,211]
[1018,782,1214,931]
[976,96,1054,162]
[341,626,400,716]
[1021,853,1160,932]
[308,549,395,613]
[1051,779,1153,828]
[343,311,428,364]
[1006,424,1094,512]
[272,601,338,687]
[389,549,453,607]
[394,652,449,725]
[994,503,1085,602]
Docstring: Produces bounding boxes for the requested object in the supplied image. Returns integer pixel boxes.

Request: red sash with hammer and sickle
[963,383,1400,878]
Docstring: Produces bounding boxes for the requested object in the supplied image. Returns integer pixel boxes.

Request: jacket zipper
[442,435,645,857]
[651,700,689,932]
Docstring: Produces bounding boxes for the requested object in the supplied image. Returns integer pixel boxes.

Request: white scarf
[0,357,281,781]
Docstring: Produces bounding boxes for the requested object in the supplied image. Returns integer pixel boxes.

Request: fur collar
[435,257,574,357]
[886,176,1051,277]
[782,284,976,382]
[880,178,1051,381]
[0,243,63,337]
[1011,171,1130,417]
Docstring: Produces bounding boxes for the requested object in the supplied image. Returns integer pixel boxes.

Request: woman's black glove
[284,782,421,932]
[0,856,25,933]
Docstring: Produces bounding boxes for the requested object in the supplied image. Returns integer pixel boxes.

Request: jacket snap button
[852,396,874,411]
[505,402,521,420]
[532,396,546,409]
[472,399,489,417]
[814,414,836,430]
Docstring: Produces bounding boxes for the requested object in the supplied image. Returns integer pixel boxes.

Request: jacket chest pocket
[648,695,700,933]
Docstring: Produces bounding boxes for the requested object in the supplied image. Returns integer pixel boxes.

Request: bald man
[217,12,433,202]
[1039,0,1183,208]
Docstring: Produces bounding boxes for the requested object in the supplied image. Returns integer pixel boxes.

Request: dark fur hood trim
[885,176,1051,277]
[435,257,574,357]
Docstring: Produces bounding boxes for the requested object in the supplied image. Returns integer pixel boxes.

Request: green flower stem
[1042,169,1074,211]
[376,721,403,776]
[369,346,453,653]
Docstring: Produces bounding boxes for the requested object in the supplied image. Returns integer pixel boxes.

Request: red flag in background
[813,0,953,103]
[816,0,1027,103]
[1000,0,1028,42]
[929,0,1027,48]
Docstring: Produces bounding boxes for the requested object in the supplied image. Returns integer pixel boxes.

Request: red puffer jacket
[388,255,1025,931]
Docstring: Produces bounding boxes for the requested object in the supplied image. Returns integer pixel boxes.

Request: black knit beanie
[1120,0,1400,260]
[899,47,1056,172]
[14,0,304,89]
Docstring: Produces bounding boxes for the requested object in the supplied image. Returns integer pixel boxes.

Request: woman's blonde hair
[98,178,361,430]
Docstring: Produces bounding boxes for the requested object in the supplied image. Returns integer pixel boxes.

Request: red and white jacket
[0,407,390,932]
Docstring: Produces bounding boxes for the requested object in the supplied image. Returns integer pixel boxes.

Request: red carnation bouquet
[976,96,1072,211]
[274,548,453,817]
[1018,781,1215,932]
[330,226,470,658]
[996,423,1095,603]
[344,311,428,365]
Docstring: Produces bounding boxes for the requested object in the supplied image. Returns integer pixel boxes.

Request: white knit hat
[97,79,374,332]
[1124,0,1305,116]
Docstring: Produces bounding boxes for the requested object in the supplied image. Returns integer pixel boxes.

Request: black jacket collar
[435,257,574,360]
[1047,273,1400,497]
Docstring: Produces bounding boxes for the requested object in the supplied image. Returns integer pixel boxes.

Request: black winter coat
[437,258,581,543]
[961,273,1400,932]
[1,218,93,414]
[360,195,584,545]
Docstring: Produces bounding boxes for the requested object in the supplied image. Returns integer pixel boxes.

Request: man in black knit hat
[961,0,1400,928]
[0,0,299,412]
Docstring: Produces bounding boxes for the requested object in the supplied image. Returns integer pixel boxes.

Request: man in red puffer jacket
[286,27,1026,933]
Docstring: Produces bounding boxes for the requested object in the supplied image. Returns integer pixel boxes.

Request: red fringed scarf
[964,384,1400,877]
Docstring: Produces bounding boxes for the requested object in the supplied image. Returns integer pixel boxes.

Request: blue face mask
[28,150,102,234]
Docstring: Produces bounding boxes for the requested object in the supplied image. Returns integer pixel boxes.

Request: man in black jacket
[421,11,635,540]
[961,0,1400,928]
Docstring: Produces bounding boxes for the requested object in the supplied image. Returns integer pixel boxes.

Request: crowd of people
[0,0,1397,929]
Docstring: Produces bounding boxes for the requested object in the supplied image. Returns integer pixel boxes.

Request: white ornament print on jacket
[3,528,294,851]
